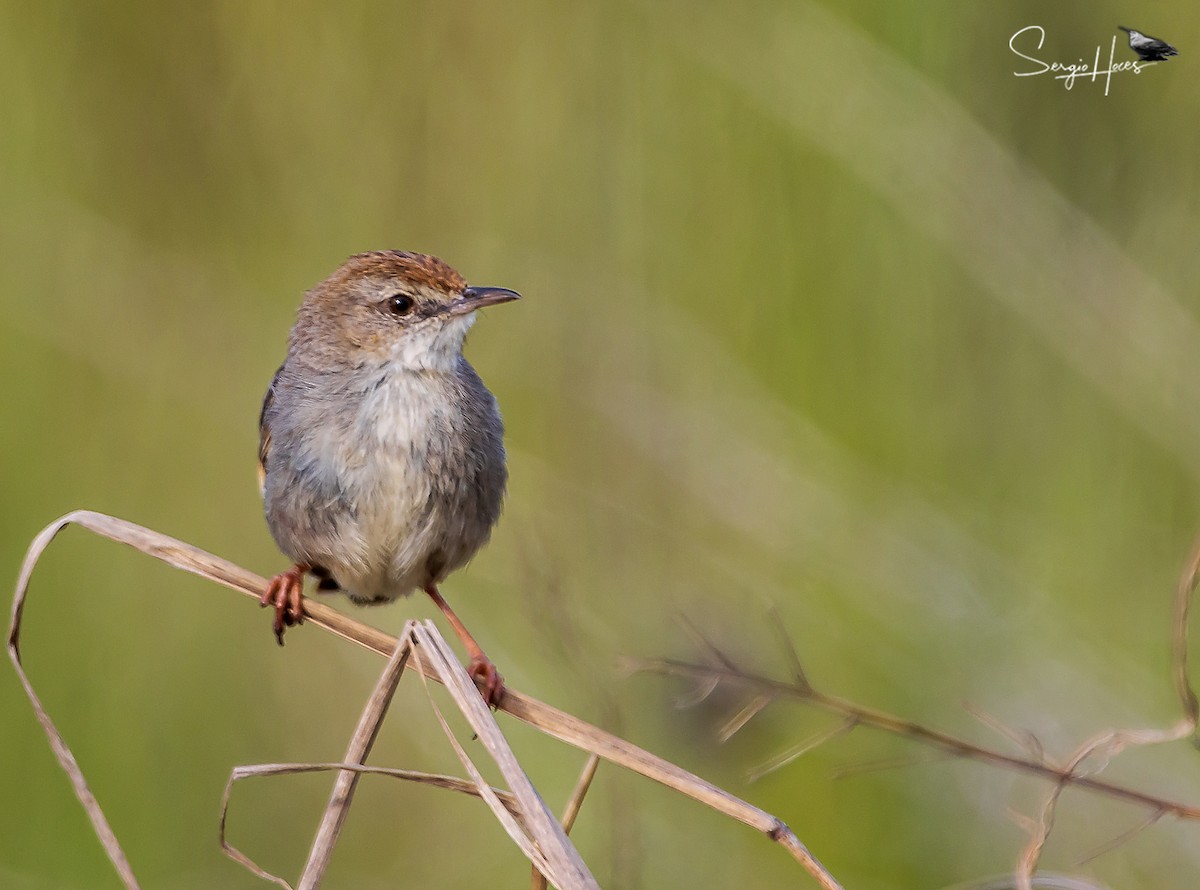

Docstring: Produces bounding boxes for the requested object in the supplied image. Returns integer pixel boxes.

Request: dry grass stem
[719,694,776,743]
[671,673,721,710]
[218,762,519,889]
[531,753,602,890]
[7,515,146,890]
[766,601,812,693]
[410,621,600,889]
[637,530,1200,881]
[748,717,856,783]
[10,511,844,887]
[830,752,951,780]
[297,631,412,890]
[15,509,1200,885]
[1016,767,1071,890]
[963,702,1045,764]
[1014,724,1192,890]
[633,657,1200,821]
[560,753,600,835]
[1075,807,1164,866]
[4,508,948,890]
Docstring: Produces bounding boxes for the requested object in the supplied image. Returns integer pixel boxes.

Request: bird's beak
[444,286,521,316]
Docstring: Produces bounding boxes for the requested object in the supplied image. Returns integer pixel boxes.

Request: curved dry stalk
[8,517,144,889]
[220,761,520,889]
[9,510,844,890]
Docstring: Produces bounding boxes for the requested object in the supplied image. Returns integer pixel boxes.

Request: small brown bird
[258,251,519,704]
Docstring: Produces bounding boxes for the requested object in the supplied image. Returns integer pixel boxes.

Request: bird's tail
[1117,25,1132,33]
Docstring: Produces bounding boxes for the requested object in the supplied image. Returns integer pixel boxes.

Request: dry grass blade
[964,702,1044,764]
[1016,732,1108,890]
[1016,722,1194,888]
[676,613,740,671]
[297,631,412,890]
[219,761,521,889]
[11,511,844,889]
[560,754,600,835]
[718,694,775,743]
[748,717,856,783]
[410,622,599,890]
[1076,807,1164,866]
[412,623,600,887]
[8,512,149,890]
[831,752,950,780]
[671,673,721,709]
[531,754,601,890]
[498,689,844,888]
[1018,788,1067,890]
[1063,724,1194,777]
[766,601,812,692]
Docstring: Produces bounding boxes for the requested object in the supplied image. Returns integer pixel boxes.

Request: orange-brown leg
[260,563,309,645]
[424,584,504,707]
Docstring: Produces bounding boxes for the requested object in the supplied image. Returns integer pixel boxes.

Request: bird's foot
[467,654,505,708]
[260,564,308,645]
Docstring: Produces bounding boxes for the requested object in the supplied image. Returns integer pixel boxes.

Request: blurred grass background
[3,1,1200,887]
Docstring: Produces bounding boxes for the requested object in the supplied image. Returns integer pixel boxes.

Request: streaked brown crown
[328,251,467,294]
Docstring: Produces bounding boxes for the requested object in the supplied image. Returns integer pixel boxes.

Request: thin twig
[831,752,952,779]
[748,717,856,783]
[766,601,812,693]
[963,701,1045,765]
[1076,807,1164,866]
[719,694,775,742]
[1016,722,1193,888]
[632,657,1200,820]
[561,754,601,836]
[297,631,412,889]
[532,754,602,890]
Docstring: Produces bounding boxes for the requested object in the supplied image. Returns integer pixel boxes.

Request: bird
[1118,26,1179,62]
[257,251,519,705]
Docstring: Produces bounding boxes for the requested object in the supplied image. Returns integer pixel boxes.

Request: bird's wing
[258,365,283,496]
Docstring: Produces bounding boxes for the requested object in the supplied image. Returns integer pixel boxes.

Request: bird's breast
[325,363,506,599]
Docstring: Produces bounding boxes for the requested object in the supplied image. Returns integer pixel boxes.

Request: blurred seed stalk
[628,533,1200,890]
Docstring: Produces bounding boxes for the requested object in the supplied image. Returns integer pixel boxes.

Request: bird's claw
[467,655,504,708]
[260,566,307,645]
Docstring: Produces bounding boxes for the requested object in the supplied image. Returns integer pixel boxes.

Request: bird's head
[291,251,520,372]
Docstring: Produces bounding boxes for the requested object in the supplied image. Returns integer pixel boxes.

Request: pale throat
[388,312,475,372]
[357,312,476,446]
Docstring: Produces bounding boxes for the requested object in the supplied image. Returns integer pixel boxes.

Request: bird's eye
[387,294,415,316]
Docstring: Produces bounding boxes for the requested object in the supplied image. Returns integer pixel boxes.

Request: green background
[3,2,1200,887]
